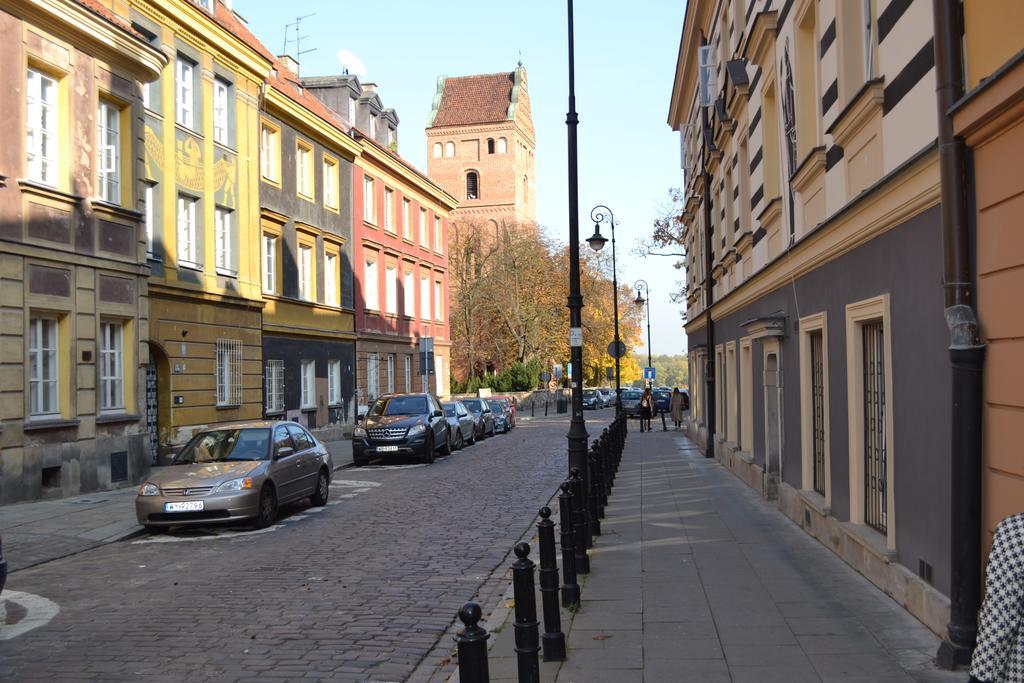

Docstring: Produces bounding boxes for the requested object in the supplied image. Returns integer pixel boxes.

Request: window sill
[216,268,238,278]
[96,412,141,425]
[24,418,80,432]
[93,199,143,221]
[215,403,241,410]
[840,521,896,562]
[265,410,285,417]
[300,406,317,413]
[797,488,831,517]
[18,178,82,204]
[179,262,203,272]
[364,220,379,229]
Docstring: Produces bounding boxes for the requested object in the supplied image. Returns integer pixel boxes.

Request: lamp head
[634,292,646,307]
[586,224,607,252]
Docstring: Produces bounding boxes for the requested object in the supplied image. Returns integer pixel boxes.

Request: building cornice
[667,0,714,129]
[265,88,361,160]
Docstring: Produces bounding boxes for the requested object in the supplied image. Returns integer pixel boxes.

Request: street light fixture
[634,279,653,385]
[588,205,622,418]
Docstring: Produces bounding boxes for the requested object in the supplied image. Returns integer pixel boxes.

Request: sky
[236,0,689,360]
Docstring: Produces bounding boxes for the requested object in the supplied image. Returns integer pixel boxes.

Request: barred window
[301,359,315,409]
[99,321,124,412]
[265,359,284,413]
[329,359,341,405]
[367,353,380,400]
[215,339,242,407]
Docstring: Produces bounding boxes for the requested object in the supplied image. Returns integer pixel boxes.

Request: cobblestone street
[0,413,609,682]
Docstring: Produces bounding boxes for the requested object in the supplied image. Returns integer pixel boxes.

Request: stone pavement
[0,439,352,573]
[478,429,962,682]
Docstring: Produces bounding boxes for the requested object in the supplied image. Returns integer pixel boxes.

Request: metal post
[564,0,590,544]
[588,445,601,536]
[569,469,591,574]
[536,507,566,661]
[456,603,490,683]
[589,205,623,420]
[512,542,540,683]
[700,32,716,459]
[661,409,668,432]
[558,481,580,607]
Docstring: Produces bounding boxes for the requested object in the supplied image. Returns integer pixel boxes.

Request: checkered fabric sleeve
[970,513,1024,683]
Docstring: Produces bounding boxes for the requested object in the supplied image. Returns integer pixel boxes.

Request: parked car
[654,389,673,413]
[462,398,497,438]
[488,399,511,433]
[0,532,6,596]
[582,389,605,410]
[354,393,451,466]
[442,401,477,449]
[621,389,643,418]
[136,421,333,532]
[491,396,517,427]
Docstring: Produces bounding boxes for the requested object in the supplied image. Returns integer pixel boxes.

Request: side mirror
[432,409,444,418]
[276,445,295,459]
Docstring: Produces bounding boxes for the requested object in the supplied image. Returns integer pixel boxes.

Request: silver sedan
[135,421,332,532]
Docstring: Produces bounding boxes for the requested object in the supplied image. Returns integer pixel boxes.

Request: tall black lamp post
[634,280,653,385]
[587,206,622,417]
[564,0,589,497]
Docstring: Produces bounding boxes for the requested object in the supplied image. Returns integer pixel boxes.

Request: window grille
[404,354,412,392]
[216,339,242,407]
[29,317,59,416]
[265,359,284,413]
[862,321,887,534]
[810,331,826,496]
[387,355,395,393]
[466,172,479,200]
[99,321,124,411]
[27,68,58,186]
[367,353,380,400]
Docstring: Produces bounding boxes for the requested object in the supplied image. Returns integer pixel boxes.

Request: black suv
[353,393,451,466]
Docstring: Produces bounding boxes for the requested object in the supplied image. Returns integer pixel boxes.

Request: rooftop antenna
[282,13,317,75]
[517,49,523,68]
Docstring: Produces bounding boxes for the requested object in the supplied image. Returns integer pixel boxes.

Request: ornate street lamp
[588,205,623,418]
[634,279,653,385]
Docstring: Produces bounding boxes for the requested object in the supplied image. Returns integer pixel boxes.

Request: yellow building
[128,0,272,457]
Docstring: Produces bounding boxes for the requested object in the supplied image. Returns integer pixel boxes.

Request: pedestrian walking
[670,387,685,429]
[970,512,1024,683]
[639,387,653,432]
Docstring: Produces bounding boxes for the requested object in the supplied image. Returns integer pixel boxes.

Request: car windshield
[174,428,271,464]
[623,390,642,399]
[370,396,428,416]
[584,390,598,397]
[442,403,458,417]
[464,399,483,412]
[488,401,502,412]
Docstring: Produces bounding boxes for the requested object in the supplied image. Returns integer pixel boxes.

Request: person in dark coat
[970,512,1024,683]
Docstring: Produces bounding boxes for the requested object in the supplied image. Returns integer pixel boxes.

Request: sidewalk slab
[478,429,963,682]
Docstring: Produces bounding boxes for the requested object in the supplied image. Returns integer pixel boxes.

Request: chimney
[277,54,299,75]
[361,82,377,94]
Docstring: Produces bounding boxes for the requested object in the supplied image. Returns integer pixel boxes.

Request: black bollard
[558,482,580,607]
[587,446,601,536]
[536,507,566,661]
[569,468,591,573]
[661,408,668,431]
[531,400,536,417]
[512,542,540,683]
[545,397,549,417]
[598,435,609,508]
[456,602,490,683]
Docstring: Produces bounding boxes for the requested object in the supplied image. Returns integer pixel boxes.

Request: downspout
[701,32,716,459]
[932,0,986,670]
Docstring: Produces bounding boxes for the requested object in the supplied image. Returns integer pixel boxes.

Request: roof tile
[432,72,514,127]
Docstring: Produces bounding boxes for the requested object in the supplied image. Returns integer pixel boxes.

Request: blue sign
[644,367,656,380]
[567,362,572,379]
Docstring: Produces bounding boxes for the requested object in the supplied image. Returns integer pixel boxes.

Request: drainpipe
[701,32,716,460]
[932,0,986,670]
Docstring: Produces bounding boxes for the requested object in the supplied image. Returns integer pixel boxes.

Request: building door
[146,342,171,464]
[764,348,783,496]
[145,361,158,463]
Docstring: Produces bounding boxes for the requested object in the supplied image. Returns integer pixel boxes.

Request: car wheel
[421,434,436,464]
[254,485,278,529]
[489,424,496,438]
[143,524,168,534]
[454,429,464,450]
[310,468,329,506]
[441,428,452,456]
[468,428,476,446]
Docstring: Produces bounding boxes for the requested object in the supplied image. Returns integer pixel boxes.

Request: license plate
[377,445,399,453]
[164,501,204,512]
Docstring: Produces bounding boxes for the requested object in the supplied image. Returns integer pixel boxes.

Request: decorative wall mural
[144,125,237,207]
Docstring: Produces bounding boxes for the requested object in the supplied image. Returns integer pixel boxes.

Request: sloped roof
[74,0,145,40]
[431,72,515,127]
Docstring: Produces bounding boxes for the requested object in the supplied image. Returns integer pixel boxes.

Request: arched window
[432,142,442,158]
[445,141,455,157]
[486,138,495,154]
[497,137,507,154]
[466,172,479,200]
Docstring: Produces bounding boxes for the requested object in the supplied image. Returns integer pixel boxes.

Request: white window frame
[404,354,412,392]
[419,208,428,247]
[364,258,379,310]
[144,183,155,257]
[262,233,277,294]
[177,195,198,268]
[99,321,124,413]
[323,157,338,209]
[363,176,375,223]
[215,338,242,407]
[420,275,430,320]
[434,217,443,254]
[432,142,442,158]
[384,188,394,232]
[97,99,120,204]
[265,359,284,413]
[434,281,444,321]
[800,314,831,505]
[27,68,58,187]
[261,123,279,182]
[297,142,313,199]
[402,198,412,240]
[301,359,316,409]
[385,263,397,314]
[325,251,338,306]
[329,359,341,405]
[497,137,507,154]
[215,207,234,276]
[347,96,356,124]
[367,352,380,400]
[213,78,230,145]
[28,316,59,417]
[369,113,377,138]
[387,354,395,394]
[175,56,194,129]
[298,244,313,302]
[403,269,414,317]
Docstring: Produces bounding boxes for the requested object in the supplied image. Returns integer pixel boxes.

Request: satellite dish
[336,49,367,77]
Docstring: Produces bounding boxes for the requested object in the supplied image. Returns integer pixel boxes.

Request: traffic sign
[643,367,656,380]
[569,327,583,347]
[540,371,552,383]
[607,340,627,358]
[553,364,563,380]
[605,367,614,380]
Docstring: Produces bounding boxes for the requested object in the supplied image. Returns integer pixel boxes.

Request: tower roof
[428,71,517,128]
